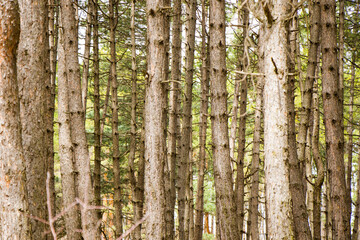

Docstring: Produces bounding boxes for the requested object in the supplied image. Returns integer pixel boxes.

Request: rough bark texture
[178,0,196,237]
[144,0,167,237]
[48,0,59,223]
[286,4,312,239]
[17,0,49,237]
[0,1,31,238]
[194,1,209,238]
[261,0,294,238]
[109,0,122,237]
[59,1,99,238]
[209,0,240,238]
[235,3,249,238]
[321,0,349,238]
[166,0,181,236]
[92,0,102,234]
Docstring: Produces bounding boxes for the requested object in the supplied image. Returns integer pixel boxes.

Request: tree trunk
[178,0,196,237]
[166,0,181,237]
[109,0,122,237]
[92,0,102,234]
[261,0,294,238]
[209,0,240,238]
[81,1,93,112]
[194,1,209,238]
[321,0,349,238]
[144,0,168,237]
[59,1,99,238]
[0,1,31,238]
[17,0,49,237]
[286,3,312,239]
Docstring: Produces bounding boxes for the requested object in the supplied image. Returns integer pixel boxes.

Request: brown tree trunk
[209,0,240,238]
[0,1,31,238]
[81,0,93,112]
[178,0,196,237]
[48,0,59,223]
[108,0,122,237]
[321,0,349,238]
[144,0,168,237]
[261,0,294,238]
[194,1,209,238]
[286,3,312,239]
[59,1,99,238]
[165,0,181,237]
[92,0,102,235]
[17,0,49,237]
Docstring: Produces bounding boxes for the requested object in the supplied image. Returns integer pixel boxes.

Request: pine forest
[0,0,360,239]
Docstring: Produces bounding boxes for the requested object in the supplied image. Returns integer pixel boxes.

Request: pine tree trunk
[0,1,31,238]
[321,0,349,238]
[286,3,312,239]
[165,0,181,237]
[261,0,294,238]
[17,1,49,237]
[209,0,240,238]
[178,0,196,237]
[144,0,168,237]
[194,1,209,238]
[59,1,99,238]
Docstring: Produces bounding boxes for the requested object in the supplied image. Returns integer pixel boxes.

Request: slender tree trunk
[209,0,240,238]
[109,0,122,237]
[261,0,294,238]
[166,0,181,237]
[0,1,31,238]
[235,3,249,238]
[92,0,102,234]
[321,0,349,238]
[17,0,49,237]
[178,0,196,237]
[58,35,82,240]
[194,1,209,238]
[144,0,168,237]
[48,0,59,222]
[81,1,93,112]
[287,3,312,239]
[312,62,324,240]
[59,1,99,238]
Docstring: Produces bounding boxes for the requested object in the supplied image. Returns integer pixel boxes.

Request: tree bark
[165,0,181,237]
[17,0,49,237]
[178,0,196,237]
[209,0,240,238]
[261,0,294,238]
[194,1,209,238]
[0,1,31,238]
[321,0,349,238]
[59,1,99,238]
[144,0,168,237]
[286,3,312,239]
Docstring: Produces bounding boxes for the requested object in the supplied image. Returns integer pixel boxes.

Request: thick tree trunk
[209,0,240,238]
[261,0,294,238]
[194,2,209,238]
[92,0,102,234]
[109,0,122,237]
[165,0,181,237]
[81,1,93,111]
[287,4,312,239]
[17,0,49,237]
[144,0,168,237]
[0,1,31,238]
[321,0,349,238]
[178,0,196,237]
[59,1,99,238]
